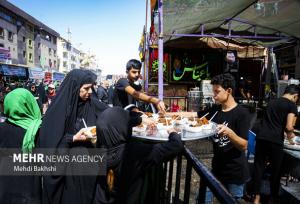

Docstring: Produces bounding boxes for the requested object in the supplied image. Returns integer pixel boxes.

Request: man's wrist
[149,97,160,105]
[285,128,294,133]
[154,99,161,105]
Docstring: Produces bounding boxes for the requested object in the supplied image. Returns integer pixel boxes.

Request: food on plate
[90,127,96,135]
[171,115,180,120]
[158,113,165,118]
[158,118,172,126]
[144,112,153,117]
[200,117,209,125]
[133,124,147,134]
[84,126,97,144]
[137,124,144,128]
[189,117,209,127]
[85,126,96,137]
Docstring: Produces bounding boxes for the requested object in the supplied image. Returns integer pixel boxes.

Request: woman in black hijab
[39,69,108,204]
[94,107,184,204]
[28,82,43,113]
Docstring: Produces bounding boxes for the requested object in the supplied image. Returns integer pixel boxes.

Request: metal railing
[160,147,239,204]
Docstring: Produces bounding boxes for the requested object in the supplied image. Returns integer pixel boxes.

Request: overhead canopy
[199,37,267,58]
[154,0,300,43]
[164,36,267,58]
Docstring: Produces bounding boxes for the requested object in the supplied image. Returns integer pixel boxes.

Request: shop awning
[0,64,27,77]
[164,36,267,58]
[152,0,300,44]
[199,37,267,58]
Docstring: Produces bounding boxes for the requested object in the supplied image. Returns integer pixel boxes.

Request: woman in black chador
[39,69,108,204]
[93,107,184,204]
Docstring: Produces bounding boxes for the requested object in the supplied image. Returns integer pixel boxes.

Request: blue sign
[52,72,65,81]
[0,65,27,77]
[29,67,44,79]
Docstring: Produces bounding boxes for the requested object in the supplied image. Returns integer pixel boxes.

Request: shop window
[8,31,13,41]
[0,27,4,38]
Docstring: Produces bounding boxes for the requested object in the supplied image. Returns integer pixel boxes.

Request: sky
[8,0,147,76]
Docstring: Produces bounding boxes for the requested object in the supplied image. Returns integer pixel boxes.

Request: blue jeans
[197,183,244,204]
[226,183,244,199]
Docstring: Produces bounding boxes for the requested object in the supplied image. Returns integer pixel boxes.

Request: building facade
[0,13,18,64]
[57,37,81,73]
[0,0,101,76]
[0,0,59,70]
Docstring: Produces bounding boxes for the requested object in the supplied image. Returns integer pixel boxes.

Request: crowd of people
[0,78,60,115]
[0,59,299,204]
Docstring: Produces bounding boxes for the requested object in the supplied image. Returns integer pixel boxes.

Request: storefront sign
[52,72,65,81]
[0,64,27,77]
[29,68,44,79]
[169,49,223,83]
[0,47,11,63]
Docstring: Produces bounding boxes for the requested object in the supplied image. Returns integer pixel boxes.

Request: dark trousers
[253,139,284,197]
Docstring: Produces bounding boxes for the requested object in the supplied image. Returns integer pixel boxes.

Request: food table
[281,137,300,202]
[283,137,300,179]
[131,112,217,142]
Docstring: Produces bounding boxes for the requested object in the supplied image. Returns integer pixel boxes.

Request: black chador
[39,69,108,204]
[93,107,184,204]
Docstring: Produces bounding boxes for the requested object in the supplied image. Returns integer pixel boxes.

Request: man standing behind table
[167,73,251,202]
[97,80,109,104]
[113,59,166,113]
[239,76,253,102]
[253,84,299,204]
[208,73,251,202]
